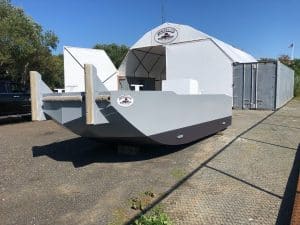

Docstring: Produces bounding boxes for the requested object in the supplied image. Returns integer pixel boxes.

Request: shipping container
[233,61,294,110]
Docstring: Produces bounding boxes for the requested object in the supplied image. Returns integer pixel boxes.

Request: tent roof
[131,22,256,63]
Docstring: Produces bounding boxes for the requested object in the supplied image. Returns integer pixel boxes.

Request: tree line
[259,56,300,96]
[0,0,63,89]
[278,56,300,96]
[0,0,128,90]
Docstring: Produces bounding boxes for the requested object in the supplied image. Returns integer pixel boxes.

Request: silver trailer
[233,61,294,110]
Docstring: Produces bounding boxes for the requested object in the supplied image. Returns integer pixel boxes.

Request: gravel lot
[1,99,299,225]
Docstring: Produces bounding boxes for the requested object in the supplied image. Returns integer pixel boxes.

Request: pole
[161,0,165,24]
[291,43,295,60]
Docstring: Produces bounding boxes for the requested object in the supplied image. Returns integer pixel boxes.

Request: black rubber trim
[149,116,232,145]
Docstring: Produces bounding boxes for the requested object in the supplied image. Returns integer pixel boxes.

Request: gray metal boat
[30,64,232,145]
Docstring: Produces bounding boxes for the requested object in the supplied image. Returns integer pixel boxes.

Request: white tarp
[64,46,118,92]
[131,22,256,63]
[119,22,256,96]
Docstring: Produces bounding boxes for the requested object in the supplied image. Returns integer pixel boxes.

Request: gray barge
[30,64,231,145]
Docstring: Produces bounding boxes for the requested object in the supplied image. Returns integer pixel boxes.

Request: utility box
[233,61,294,110]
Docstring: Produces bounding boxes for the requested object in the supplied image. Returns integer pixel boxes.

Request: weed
[108,208,128,225]
[131,206,172,225]
[110,191,173,225]
[171,168,186,180]
[130,191,155,211]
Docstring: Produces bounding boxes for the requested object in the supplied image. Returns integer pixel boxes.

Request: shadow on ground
[0,114,31,125]
[276,143,300,225]
[32,137,191,167]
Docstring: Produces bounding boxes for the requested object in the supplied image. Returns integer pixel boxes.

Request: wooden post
[84,64,95,125]
[30,71,39,121]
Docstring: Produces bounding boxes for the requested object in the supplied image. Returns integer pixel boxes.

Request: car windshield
[0,81,23,93]
[0,83,6,93]
[10,83,21,92]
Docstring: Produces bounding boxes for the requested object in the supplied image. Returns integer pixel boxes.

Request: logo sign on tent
[154,27,178,44]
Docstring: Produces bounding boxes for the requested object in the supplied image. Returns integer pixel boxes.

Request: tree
[258,58,275,62]
[288,59,300,97]
[279,55,300,97]
[0,0,63,89]
[93,43,128,68]
[278,55,292,66]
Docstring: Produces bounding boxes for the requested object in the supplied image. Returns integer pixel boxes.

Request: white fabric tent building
[119,22,256,96]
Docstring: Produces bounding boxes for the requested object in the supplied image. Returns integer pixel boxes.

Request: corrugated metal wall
[256,62,276,109]
[276,61,294,108]
[233,64,244,108]
[233,61,294,110]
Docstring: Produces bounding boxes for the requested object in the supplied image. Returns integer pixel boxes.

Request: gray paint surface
[38,62,232,145]
[243,64,252,109]
[37,63,232,145]
[43,93,83,124]
[233,61,294,110]
[276,61,294,108]
[232,64,243,109]
[110,91,231,136]
[42,91,232,145]
[256,63,276,110]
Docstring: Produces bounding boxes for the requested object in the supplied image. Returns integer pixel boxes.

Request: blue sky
[12,0,300,59]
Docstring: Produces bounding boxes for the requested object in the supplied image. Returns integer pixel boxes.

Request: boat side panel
[42,91,232,145]
[62,106,147,139]
[110,91,232,136]
[43,93,84,124]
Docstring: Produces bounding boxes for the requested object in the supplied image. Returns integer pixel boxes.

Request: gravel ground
[0,99,299,225]
[163,99,300,225]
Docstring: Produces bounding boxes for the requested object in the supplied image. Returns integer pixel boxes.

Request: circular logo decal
[154,27,178,44]
[117,95,134,107]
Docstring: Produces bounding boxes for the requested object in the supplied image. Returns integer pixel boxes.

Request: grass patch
[130,191,155,211]
[109,191,173,225]
[108,208,129,225]
[171,168,186,180]
[131,206,172,225]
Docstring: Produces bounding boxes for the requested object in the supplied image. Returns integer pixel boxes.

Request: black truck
[0,80,31,116]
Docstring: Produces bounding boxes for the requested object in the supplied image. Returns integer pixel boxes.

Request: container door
[250,64,257,109]
[256,62,276,110]
[233,64,243,109]
[243,64,252,109]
